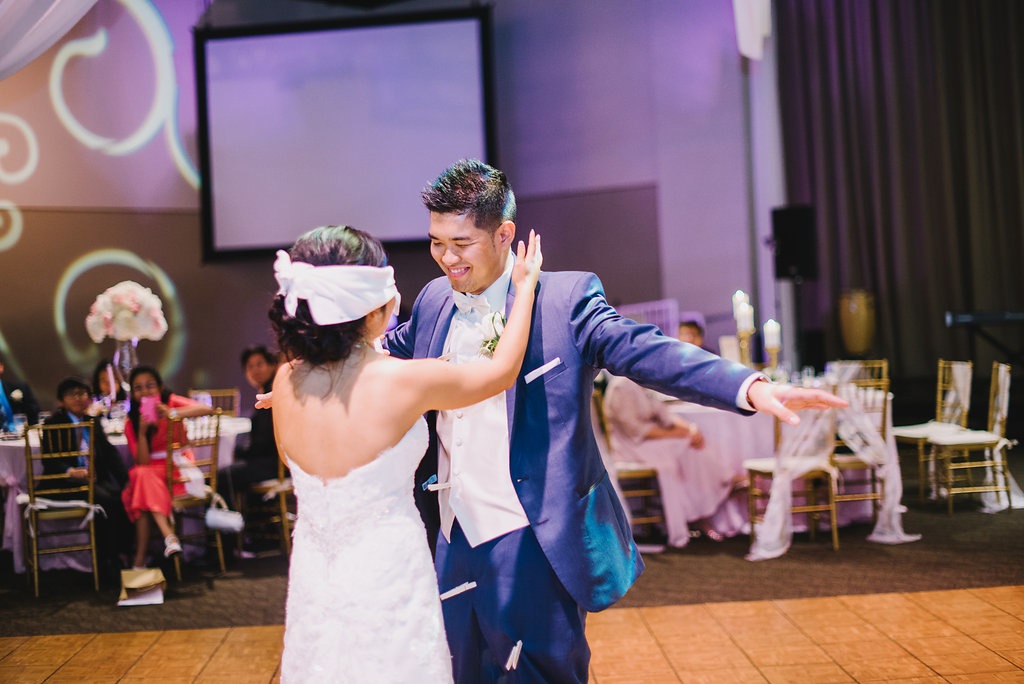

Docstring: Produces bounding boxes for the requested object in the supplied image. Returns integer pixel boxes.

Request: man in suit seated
[42,376,132,580]
[218,345,281,555]
[0,357,40,429]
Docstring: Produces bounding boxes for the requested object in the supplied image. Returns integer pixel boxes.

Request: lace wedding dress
[281,418,453,683]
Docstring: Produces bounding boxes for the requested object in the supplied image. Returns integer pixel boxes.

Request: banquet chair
[166,411,226,580]
[892,359,972,501]
[744,410,839,551]
[20,422,100,597]
[928,362,1014,514]
[188,388,241,417]
[830,378,890,519]
[590,388,666,546]
[241,458,294,557]
[614,298,679,336]
[828,359,888,381]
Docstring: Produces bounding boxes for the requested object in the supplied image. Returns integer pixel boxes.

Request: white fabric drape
[0,0,99,81]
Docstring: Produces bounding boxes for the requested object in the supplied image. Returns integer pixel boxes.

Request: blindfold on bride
[274,250,398,326]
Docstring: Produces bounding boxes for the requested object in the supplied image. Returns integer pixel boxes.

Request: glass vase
[113,337,139,387]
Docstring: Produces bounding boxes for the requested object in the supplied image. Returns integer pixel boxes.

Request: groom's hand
[255,392,273,409]
[747,380,848,425]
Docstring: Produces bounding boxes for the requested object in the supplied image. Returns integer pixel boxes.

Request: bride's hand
[255,392,274,409]
[512,230,542,293]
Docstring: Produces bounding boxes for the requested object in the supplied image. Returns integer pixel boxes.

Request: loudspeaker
[771,205,817,280]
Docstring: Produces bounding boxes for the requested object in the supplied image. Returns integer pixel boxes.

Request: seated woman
[91,358,128,406]
[121,365,214,568]
[603,375,743,546]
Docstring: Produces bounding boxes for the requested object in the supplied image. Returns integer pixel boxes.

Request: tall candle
[763,319,781,348]
[732,290,749,320]
[736,302,754,332]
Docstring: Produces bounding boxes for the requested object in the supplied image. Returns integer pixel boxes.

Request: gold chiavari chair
[828,358,889,382]
[188,388,241,417]
[892,360,972,501]
[165,411,226,580]
[831,378,891,520]
[21,422,101,597]
[242,459,294,557]
[591,388,666,548]
[744,409,839,552]
[928,362,1015,514]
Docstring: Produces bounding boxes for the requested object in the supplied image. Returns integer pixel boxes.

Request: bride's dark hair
[269,225,388,365]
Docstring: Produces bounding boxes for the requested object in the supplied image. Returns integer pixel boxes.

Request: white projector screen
[195,9,493,259]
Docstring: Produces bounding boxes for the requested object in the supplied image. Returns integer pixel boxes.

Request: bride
[268,225,541,682]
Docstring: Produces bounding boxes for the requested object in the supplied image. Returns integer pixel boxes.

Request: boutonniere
[10,389,23,402]
[479,311,506,358]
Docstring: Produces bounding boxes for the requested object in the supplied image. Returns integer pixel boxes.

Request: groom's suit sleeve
[568,274,755,410]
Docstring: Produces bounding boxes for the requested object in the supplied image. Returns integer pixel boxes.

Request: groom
[385,159,844,682]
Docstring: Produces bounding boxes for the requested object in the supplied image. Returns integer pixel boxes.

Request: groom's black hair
[421,158,516,232]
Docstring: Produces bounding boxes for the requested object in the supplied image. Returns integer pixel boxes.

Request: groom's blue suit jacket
[387,270,755,612]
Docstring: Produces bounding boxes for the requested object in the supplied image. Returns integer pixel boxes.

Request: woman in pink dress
[121,365,214,568]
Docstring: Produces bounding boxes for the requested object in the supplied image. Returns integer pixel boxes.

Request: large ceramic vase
[838,290,875,357]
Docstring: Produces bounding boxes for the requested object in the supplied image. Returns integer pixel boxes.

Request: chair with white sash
[928,362,1016,514]
[892,359,972,502]
[744,409,839,557]
[166,411,226,580]
[830,378,891,519]
[20,422,102,597]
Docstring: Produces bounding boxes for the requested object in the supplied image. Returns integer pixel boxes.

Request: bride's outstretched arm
[488,230,542,373]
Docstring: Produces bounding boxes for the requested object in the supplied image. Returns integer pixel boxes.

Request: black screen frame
[193,6,497,262]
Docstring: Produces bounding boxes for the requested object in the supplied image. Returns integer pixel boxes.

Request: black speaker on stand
[771,205,817,371]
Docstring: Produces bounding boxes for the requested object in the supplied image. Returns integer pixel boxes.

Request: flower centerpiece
[85,280,168,380]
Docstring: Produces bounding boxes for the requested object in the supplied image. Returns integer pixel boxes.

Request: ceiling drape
[0,0,99,81]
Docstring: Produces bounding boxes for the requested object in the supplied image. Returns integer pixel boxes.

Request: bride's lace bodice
[281,418,453,683]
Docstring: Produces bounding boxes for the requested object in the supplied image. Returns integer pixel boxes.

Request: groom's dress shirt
[436,251,529,547]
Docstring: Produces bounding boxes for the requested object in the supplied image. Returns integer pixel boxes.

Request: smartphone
[140,395,160,423]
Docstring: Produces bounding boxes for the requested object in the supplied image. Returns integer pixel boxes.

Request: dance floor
[1,585,1022,682]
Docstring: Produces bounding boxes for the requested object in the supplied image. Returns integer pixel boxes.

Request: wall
[0,0,766,412]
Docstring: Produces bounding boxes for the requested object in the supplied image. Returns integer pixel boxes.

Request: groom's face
[429,212,513,295]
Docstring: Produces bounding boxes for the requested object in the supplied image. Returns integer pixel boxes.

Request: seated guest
[91,358,127,406]
[604,375,741,546]
[218,345,281,521]
[677,311,714,353]
[0,357,40,428]
[122,365,214,568]
[42,377,132,579]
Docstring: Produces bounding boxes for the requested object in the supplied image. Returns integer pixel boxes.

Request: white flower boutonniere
[479,311,506,358]
[10,389,23,402]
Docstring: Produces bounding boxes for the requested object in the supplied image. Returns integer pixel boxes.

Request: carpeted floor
[2,446,1021,638]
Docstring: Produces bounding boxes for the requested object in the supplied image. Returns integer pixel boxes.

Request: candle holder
[737,327,755,367]
[765,345,780,372]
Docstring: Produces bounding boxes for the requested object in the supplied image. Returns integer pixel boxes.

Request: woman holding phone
[121,365,214,568]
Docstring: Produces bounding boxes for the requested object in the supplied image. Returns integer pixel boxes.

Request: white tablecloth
[0,416,250,574]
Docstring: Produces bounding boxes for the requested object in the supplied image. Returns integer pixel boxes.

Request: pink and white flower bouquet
[85,280,168,342]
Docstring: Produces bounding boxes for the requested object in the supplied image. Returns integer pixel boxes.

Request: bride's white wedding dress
[280,418,453,683]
